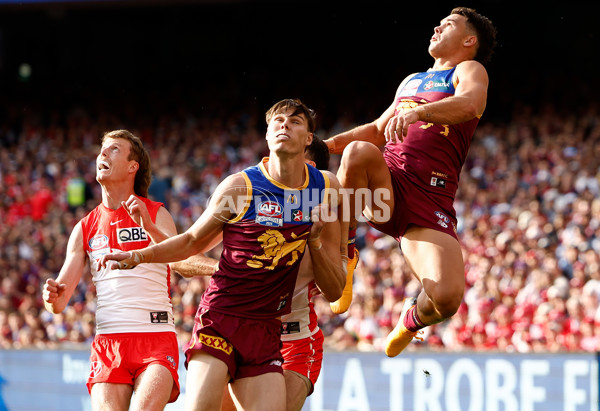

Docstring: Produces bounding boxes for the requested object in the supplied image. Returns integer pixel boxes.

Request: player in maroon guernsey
[42,130,180,410]
[100,99,345,411]
[171,136,347,411]
[324,7,497,357]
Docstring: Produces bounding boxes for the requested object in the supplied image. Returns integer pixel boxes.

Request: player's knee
[437,296,462,320]
[429,284,464,320]
[340,141,380,169]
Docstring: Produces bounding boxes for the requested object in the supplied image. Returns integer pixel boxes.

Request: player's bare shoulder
[320,170,344,208]
[209,172,252,218]
[320,170,341,190]
[456,60,489,83]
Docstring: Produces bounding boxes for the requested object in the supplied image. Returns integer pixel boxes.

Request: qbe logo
[117,227,148,244]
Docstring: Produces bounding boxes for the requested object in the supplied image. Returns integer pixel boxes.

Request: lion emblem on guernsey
[395,99,420,113]
[247,229,308,270]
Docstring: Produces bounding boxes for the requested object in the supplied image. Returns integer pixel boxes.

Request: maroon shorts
[183,308,283,381]
[368,164,458,241]
[87,332,180,403]
[281,329,324,395]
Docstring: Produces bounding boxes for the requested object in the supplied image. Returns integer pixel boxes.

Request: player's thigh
[230,372,286,411]
[221,384,237,411]
[339,141,394,223]
[91,382,133,411]
[401,226,464,295]
[184,351,231,411]
[284,370,310,411]
[131,363,173,411]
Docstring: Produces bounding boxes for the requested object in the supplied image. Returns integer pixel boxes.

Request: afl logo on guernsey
[89,234,109,250]
[399,79,422,97]
[256,200,283,227]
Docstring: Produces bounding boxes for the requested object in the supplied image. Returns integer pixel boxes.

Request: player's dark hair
[305,135,330,170]
[452,7,497,64]
[265,98,317,133]
[102,129,151,198]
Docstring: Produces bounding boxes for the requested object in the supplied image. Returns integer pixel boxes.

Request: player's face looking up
[266,110,313,155]
[429,14,474,59]
[96,137,138,183]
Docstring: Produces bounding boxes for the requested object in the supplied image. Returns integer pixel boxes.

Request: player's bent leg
[230,372,286,411]
[284,370,311,411]
[401,227,465,324]
[337,141,394,226]
[130,364,173,411]
[336,142,394,314]
[184,351,231,411]
[91,382,133,411]
[385,227,465,357]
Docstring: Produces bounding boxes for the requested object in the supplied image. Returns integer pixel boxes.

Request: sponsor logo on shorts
[430,176,446,188]
[435,211,450,229]
[89,361,102,379]
[269,360,283,367]
[166,355,176,369]
[199,333,233,355]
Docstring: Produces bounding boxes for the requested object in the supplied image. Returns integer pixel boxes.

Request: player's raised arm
[324,73,417,153]
[323,101,396,154]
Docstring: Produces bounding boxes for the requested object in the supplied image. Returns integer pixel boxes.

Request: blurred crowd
[1,97,600,354]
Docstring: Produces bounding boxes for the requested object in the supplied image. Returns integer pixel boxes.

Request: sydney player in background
[42,130,180,411]
[100,99,345,411]
[324,7,497,357]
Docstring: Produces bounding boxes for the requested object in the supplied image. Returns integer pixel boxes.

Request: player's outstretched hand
[99,250,145,270]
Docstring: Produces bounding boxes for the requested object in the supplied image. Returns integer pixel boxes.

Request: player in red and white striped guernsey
[43,129,180,410]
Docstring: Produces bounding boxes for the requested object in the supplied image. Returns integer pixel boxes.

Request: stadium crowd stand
[1,95,599,353]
